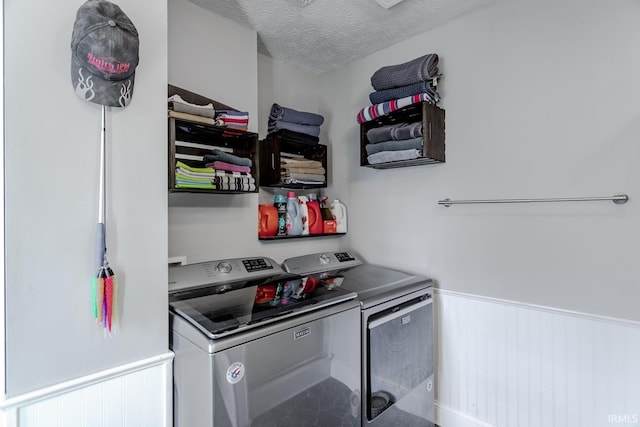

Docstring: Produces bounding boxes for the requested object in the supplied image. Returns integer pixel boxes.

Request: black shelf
[360,101,445,169]
[259,135,327,188]
[259,233,346,241]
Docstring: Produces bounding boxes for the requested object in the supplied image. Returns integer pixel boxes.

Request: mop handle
[96,106,107,269]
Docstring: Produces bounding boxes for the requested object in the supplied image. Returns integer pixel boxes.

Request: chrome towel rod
[438,193,629,207]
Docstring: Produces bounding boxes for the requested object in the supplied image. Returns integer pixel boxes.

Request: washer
[283,251,435,426]
[169,256,362,427]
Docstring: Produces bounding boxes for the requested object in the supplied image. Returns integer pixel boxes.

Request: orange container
[258,204,279,237]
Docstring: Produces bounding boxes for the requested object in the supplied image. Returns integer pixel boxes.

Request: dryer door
[366,294,434,423]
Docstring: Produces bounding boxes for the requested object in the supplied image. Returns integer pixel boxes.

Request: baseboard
[436,402,496,427]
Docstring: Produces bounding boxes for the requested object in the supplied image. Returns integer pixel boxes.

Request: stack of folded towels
[268,103,325,145]
[355,53,442,165]
[175,160,217,189]
[357,53,440,124]
[168,94,217,126]
[202,149,256,192]
[215,110,249,132]
[168,94,250,132]
[280,156,326,185]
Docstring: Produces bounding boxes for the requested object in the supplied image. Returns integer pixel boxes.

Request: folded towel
[269,129,320,145]
[281,158,323,168]
[176,168,217,179]
[269,103,325,126]
[366,122,423,144]
[367,149,422,165]
[169,110,216,125]
[365,137,423,156]
[216,110,249,118]
[357,93,435,124]
[268,121,321,137]
[206,161,251,174]
[175,182,217,189]
[176,161,215,174]
[168,94,216,118]
[281,166,326,175]
[370,54,439,91]
[203,148,252,167]
[369,80,439,105]
[282,172,326,182]
[175,172,215,183]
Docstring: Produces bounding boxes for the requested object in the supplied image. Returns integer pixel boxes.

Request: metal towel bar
[438,193,629,207]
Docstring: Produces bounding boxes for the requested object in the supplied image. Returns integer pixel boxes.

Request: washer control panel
[283,251,363,275]
[169,257,279,293]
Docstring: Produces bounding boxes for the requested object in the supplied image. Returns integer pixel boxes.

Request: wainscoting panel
[435,290,640,427]
[10,353,172,427]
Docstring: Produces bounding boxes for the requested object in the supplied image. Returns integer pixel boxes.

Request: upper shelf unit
[259,134,327,189]
[168,85,258,194]
[360,101,445,169]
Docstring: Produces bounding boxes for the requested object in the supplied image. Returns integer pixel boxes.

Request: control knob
[216,261,232,273]
[319,254,331,265]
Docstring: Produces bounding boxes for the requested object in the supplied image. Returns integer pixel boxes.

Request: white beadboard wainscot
[435,290,640,427]
[1,353,173,427]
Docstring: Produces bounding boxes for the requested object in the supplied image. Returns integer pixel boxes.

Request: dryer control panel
[282,251,363,276]
[169,257,280,293]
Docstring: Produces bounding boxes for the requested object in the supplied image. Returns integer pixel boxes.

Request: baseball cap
[71,0,139,108]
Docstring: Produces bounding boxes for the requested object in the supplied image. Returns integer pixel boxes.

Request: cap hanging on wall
[70,0,139,107]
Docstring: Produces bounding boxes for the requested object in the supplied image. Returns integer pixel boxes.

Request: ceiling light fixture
[373,0,406,9]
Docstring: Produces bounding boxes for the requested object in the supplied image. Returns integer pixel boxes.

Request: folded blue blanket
[370,54,439,91]
[202,148,252,167]
[369,80,439,105]
[268,121,321,138]
[269,103,324,126]
[367,122,423,144]
[365,137,423,156]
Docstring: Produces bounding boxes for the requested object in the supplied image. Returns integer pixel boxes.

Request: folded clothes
[214,175,256,185]
[169,110,216,125]
[281,166,326,175]
[203,148,252,167]
[269,129,320,145]
[370,54,439,91]
[216,110,249,118]
[213,176,255,192]
[369,80,439,105]
[367,148,422,165]
[175,182,217,189]
[175,172,215,183]
[176,161,215,174]
[281,172,325,182]
[268,121,321,137]
[367,122,423,144]
[357,93,435,124]
[206,161,251,174]
[282,157,323,169]
[365,137,423,156]
[269,103,325,126]
[168,94,216,118]
[176,167,216,179]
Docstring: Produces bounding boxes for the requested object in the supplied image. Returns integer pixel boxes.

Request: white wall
[4,0,168,397]
[323,0,640,322]
[168,1,342,265]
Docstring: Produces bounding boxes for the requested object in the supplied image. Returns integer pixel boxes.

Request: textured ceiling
[189,0,493,74]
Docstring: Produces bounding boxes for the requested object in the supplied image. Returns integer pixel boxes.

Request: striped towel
[356,93,435,124]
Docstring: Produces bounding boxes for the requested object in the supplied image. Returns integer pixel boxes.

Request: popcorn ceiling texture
[188,0,493,74]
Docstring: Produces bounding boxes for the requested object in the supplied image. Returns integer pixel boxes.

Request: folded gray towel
[269,103,324,126]
[202,149,252,167]
[268,121,321,137]
[365,137,423,156]
[367,122,423,144]
[367,149,422,165]
[369,80,439,105]
[370,54,439,91]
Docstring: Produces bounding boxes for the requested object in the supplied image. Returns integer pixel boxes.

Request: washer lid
[339,264,432,307]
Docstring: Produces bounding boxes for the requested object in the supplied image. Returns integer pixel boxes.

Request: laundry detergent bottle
[307,193,323,235]
[274,194,287,236]
[285,191,303,236]
[330,199,347,233]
